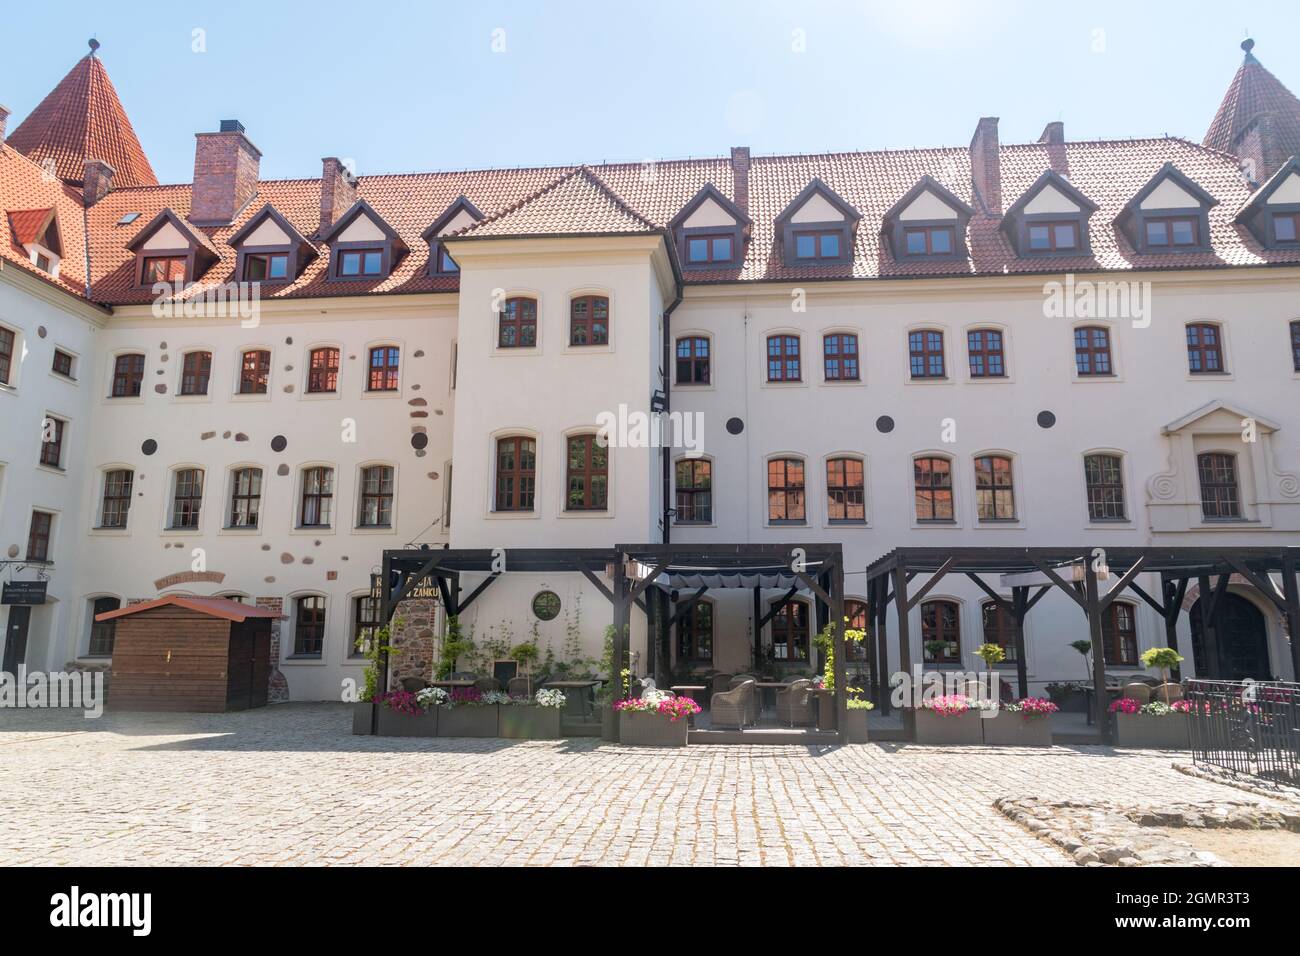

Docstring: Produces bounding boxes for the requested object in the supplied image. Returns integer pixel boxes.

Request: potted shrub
[1141,646,1184,705]
[810,617,867,732]
[509,641,541,695]
[437,614,474,679]
[844,696,874,743]
[374,690,438,737]
[911,694,983,745]
[352,618,399,734]
[983,696,1058,746]
[1111,697,1192,749]
[616,693,701,747]
[437,687,503,737]
[500,687,566,740]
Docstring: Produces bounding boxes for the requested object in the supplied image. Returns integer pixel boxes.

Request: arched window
[180,350,212,395]
[88,597,120,656]
[913,456,953,521]
[1185,323,1225,374]
[1073,326,1112,376]
[675,459,712,524]
[565,434,608,511]
[239,349,271,394]
[307,347,340,393]
[845,599,870,662]
[676,336,710,384]
[1197,453,1240,519]
[966,328,1006,377]
[766,334,801,382]
[981,601,1017,661]
[366,346,400,391]
[228,467,262,528]
[1102,603,1138,666]
[111,353,145,397]
[767,458,806,523]
[908,329,945,378]
[823,333,859,381]
[677,599,714,663]
[826,457,865,522]
[771,600,810,662]
[569,295,609,346]
[352,595,379,658]
[921,599,960,663]
[498,297,537,348]
[974,455,1015,521]
[495,436,536,512]
[1083,454,1126,521]
[358,465,394,527]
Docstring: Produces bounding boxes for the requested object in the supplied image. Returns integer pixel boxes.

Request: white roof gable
[241,217,292,246]
[898,189,960,221]
[1267,171,1300,205]
[436,208,479,237]
[1139,177,1201,210]
[683,197,738,229]
[1023,184,1082,215]
[337,213,388,242]
[140,220,190,250]
[790,191,848,223]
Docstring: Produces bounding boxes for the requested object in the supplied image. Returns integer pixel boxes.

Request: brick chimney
[83,159,115,206]
[730,146,751,218]
[1038,121,1065,145]
[190,120,261,225]
[969,116,1001,215]
[319,157,357,236]
[0,104,9,143]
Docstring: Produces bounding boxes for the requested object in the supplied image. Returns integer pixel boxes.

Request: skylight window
[117,212,141,225]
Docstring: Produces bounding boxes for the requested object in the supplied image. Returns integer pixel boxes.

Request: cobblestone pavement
[0,704,1283,866]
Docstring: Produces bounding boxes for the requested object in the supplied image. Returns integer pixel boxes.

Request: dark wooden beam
[758,587,799,628]
[455,573,499,614]
[1031,558,1088,610]
[671,587,709,627]
[1084,561,1113,745]
[905,557,956,611]
[1098,557,1147,612]
[1222,555,1287,612]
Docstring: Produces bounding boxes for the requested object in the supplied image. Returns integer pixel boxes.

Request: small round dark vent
[1036,411,1056,429]
[875,416,895,434]
[725,417,744,435]
[141,439,158,456]
[270,435,288,452]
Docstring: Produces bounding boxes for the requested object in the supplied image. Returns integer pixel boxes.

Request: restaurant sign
[2,581,48,605]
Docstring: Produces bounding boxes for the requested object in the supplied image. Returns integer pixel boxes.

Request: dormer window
[244,253,288,280]
[1272,212,1299,244]
[320,199,407,283]
[1233,159,1300,251]
[1001,170,1097,258]
[437,246,459,273]
[1116,163,1216,255]
[8,208,64,278]
[882,176,972,262]
[1028,221,1079,252]
[228,204,316,284]
[422,196,484,277]
[142,256,187,283]
[670,184,748,272]
[127,208,219,287]
[775,178,859,267]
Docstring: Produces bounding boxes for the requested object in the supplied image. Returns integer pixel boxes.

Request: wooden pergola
[379,542,851,742]
[863,546,1300,744]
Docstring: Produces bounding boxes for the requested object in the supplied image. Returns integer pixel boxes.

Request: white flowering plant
[534,688,567,709]
[479,690,511,706]
[415,686,448,709]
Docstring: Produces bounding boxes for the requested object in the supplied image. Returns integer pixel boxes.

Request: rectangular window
[111,353,145,397]
[39,416,64,468]
[903,225,955,256]
[674,459,712,523]
[1145,217,1199,248]
[914,457,953,521]
[497,298,537,348]
[1073,327,1113,376]
[0,327,13,385]
[823,333,859,381]
[142,256,186,284]
[569,296,609,346]
[686,234,733,264]
[359,465,394,527]
[974,455,1015,521]
[1084,454,1126,521]
[566,435,608,511]
[228,467,262,528]
[771,602,809,662]
[981,602,1018,662]
[294,596,326,657]
[495,437,536,512]
[1102,604,1138,666]
[338,249,383,277]
[826,458,865,522]
[88,597,120,656]
[239,350,270,394]
[180,351,212,395]
[967,329,1005,377]
[1292,321,1300,373]
[300,467,334,527]
[367,346,400,391]
[52,349,75,379]
[676,336,710,385]
[678,601,713,662]
[1186,324,1225,374]
[767,458,806,523]
[100,469,133,528]
[766,335,801,382]
[908,330,945,378]
[1274,212,1299,244]
[307,347,340,393]
[921,600,961,663]
[27,510,53,562]
[1197,453,1240,519]
[1027,220,1079,252]
[793,231,841,260]
[244,253,289,282]
[171,469,204,529]
[352,596,379,658]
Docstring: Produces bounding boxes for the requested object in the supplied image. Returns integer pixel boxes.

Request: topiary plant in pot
[1140,646,1184,705]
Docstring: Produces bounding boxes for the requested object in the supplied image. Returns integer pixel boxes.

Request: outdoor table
[541,680,599,718]
[670,685,708,710]
[427,679,476,689]
[753,681,792,714]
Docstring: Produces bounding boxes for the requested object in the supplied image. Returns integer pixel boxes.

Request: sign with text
[2,581,48,605]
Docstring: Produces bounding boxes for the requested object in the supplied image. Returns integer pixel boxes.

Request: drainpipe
[661,293,683,544]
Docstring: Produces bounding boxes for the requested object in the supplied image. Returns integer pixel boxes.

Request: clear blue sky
[4,0,1297,183]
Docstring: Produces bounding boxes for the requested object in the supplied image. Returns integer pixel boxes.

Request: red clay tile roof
[94,595,283,623]
[455,166,661,239]
[7,208,55,247]
[6,52,157,188]
[1204,43,1300,167]
[0,142,91,297]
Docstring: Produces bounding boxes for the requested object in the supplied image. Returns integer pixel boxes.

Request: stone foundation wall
[389,599,437,688]
[255,596,290,703]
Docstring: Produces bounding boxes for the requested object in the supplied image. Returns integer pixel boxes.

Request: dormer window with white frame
[319,199,407,282]
[1001,169,1098,258]
[670,183,749,271]
[126,208,219,287]
[7,208,64,278]
[882,176,972,261]
[1233,157,1300,251]
[775,178,860,267]
[1116,163,1217,255]
[422,196,484,277]
[227,204,317,284]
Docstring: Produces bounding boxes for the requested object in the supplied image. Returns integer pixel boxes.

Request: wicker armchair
[774,679,813,727]
[1122,682,1152,703]
[474,677,502,694]
[728,675,762,724]
[1153,682,1184,703]
[507,676,532,698]
[399,677,429,693]
[710,673,734,698]
[712,679,755,731]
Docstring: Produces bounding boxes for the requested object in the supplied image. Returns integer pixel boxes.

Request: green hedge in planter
[619,709,690,747]
[437,705,500,738]
[500,704,562,740]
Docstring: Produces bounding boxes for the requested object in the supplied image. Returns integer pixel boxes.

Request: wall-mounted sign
[2,581,48,605]
[370,573,440,603]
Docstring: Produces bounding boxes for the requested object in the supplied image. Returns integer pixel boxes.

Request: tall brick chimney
[730,146,751,218]
[319,157,357,236]
[190,119,261,225]
[83,159,115,206]
[0,104,9,143]
[969,116,1001,215]
[1038,121,1065,145]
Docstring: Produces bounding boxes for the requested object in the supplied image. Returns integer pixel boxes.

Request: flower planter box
[376,706,438,737]
[981,711,1053,746]
[499,705,562,740]
[812,689,837,731]
[599,705,619,742]
[1115,712,1190,750]
[352,702,375,735]
[1052,692,1088,714]
[619,710,689,747]
[911,708,984,745]
[844,709,869,743]
[437,705,499,738]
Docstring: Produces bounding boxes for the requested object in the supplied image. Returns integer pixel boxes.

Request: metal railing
[1185,679,1300,787]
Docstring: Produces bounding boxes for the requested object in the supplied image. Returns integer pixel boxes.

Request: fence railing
[1185,679,1300,788]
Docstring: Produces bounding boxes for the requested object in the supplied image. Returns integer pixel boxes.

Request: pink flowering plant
[918,694,972,717]
[373,690,423,716]
[1109,697,1141,715]
[1004,697,1059,720]
[614,693,702,722]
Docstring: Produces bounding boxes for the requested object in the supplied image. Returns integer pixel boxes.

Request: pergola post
[892,563,911,710]
[611,553,630,701]
[1010,586,1030,699]
[1197,574,1219,678]
[752,586,762,673]
[830,557,847,743]
[1283,553,1300,681]
[1083,561,1113,745]
[1160,574,1186,682]
[872,576,890,714]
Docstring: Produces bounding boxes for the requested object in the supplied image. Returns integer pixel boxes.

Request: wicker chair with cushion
[507,676,532,698]
[474,677,502,694]
[728,675,762,724]
[710,673,735,698]
[774,679,813,727]
[1122,682,1152,703]
[1153,683,1184,703]
[712,680,755,731]
[399,677,429,693]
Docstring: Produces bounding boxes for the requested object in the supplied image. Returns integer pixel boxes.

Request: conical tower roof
[1204,38,1300,172]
